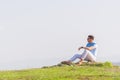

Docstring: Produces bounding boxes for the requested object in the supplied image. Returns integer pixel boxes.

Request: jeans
[69,50,96,62]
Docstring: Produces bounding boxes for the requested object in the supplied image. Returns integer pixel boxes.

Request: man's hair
[88,35,94,40]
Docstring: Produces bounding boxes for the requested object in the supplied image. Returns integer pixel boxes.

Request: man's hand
[78,46,84,51]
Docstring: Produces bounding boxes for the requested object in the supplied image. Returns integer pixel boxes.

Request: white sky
[0,0,120,70]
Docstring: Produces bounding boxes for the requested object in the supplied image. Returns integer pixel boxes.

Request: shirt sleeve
[92,44,98,49]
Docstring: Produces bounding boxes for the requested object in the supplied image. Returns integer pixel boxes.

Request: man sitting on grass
[62,35,98,65]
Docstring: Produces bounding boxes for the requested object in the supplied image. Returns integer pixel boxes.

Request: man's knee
[84,50,90,53]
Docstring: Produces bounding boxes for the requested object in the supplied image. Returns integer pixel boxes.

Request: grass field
[0,62,120,80]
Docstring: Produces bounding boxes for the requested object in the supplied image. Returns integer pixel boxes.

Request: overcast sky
[0,0,120,70]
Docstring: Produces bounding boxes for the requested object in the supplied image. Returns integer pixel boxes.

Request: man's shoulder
[93,42,97,45]
[87,42,97,46]
[93,42,98,48]
[87,42,97,44]
[93,42,98,46]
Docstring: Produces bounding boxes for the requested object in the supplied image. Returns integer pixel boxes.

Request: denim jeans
[69,50,96,62]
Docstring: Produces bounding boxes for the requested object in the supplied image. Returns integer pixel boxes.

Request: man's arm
[83,45,97,50]
[78,46,84,51]
[83,46,95,50]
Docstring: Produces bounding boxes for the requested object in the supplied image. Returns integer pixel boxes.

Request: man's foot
[76,59,83,66]
[61,61,72,65]
[77,61,83,66]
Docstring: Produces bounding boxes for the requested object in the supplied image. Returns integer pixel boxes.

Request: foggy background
[0,0,120,70]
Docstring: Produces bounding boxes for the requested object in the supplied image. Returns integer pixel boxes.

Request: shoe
[61,61,72,65]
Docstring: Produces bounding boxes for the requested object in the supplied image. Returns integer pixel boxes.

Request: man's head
[87,35,94,43]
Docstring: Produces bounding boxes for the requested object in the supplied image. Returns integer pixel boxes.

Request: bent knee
[84,50,91,53]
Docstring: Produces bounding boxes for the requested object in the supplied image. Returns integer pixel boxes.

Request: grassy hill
[0,62,120,80]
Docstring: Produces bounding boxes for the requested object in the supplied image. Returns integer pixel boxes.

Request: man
[61,35,98,65]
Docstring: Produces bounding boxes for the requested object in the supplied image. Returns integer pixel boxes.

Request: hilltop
[0,62,120,80]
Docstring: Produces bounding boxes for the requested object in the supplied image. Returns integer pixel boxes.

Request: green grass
[0,62,120,80]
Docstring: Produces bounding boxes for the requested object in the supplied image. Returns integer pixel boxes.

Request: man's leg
[81,50,96,62]
[69,54,81,62]
[61,54,81,65]
[84,53,96,62]
[78,50,96,65]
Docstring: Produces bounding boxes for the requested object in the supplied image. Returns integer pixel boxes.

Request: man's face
[87,37,93,43]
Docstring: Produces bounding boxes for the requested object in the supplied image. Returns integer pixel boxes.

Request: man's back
[86,42,98,56]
